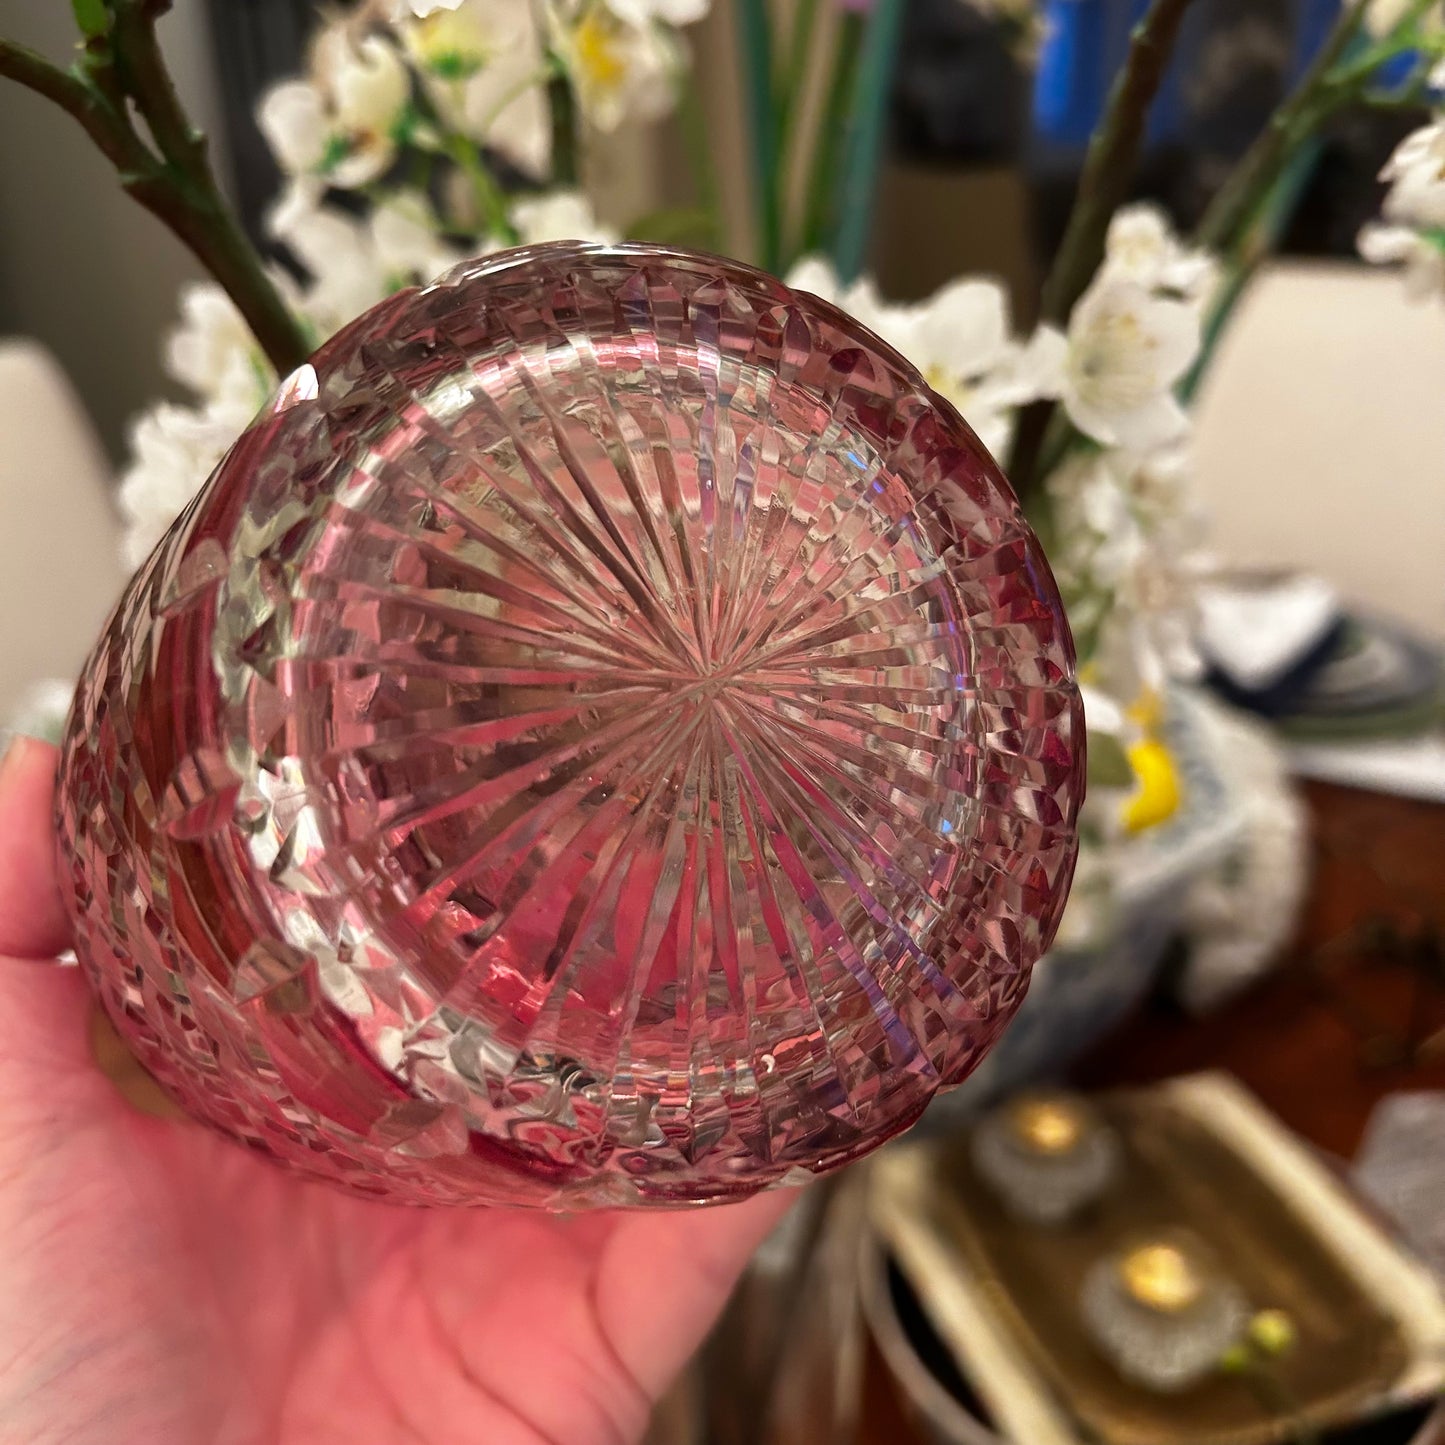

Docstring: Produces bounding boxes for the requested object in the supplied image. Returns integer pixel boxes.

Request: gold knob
[1007,1095,1086,1156]
[1118,1242,1205,1314]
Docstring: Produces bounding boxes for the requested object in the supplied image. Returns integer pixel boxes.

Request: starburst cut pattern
[58,245,1083,1207]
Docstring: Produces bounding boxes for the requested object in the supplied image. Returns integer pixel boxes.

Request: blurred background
[0,2,1442,1442]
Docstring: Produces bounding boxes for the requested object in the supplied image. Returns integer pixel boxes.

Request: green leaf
[318,132,353,175]
[72,0,111,39]
[1087,732,1135,791]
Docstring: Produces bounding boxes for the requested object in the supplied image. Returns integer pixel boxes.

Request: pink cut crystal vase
[57,244,1084,1208]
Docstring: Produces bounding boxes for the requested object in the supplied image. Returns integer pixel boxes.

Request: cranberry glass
[58,245,1083,1207]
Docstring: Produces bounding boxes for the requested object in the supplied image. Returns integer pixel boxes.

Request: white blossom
[783,259,1060,461]
[388,0,467,16]
[872,280,1061,461]
[275,197,472,335]
[1358,121,1445,302]
[1359,221,1445,299]
[1379,120,1445,232]
[606,0,711,24]
[546,0,686,132]
[783,256,846,305]
[1046,446,1205,697]
[1101,204,1219,305]
[511,190,620,245]
[1058,274,1199,453]
[398,0,551,178]
[121,193,475,566]
[119,401,253,568]
[164,283,270,413]
[257,26,411,189]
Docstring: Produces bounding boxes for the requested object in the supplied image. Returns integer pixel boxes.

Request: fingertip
[0,737,73,959]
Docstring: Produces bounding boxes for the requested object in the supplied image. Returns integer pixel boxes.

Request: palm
[0,740,788,1445]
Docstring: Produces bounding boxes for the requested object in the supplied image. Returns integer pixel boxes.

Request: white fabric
[1196,574,1342,691]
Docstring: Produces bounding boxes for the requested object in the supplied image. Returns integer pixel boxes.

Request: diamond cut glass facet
[58,245,1083,1207]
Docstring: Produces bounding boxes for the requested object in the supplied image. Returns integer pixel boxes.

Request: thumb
[0,737,72,960]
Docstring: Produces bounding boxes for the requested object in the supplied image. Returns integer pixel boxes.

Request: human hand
[0,737,790,1445]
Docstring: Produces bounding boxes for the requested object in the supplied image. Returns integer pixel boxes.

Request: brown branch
[0,17,309,376]
[0,36,150,177]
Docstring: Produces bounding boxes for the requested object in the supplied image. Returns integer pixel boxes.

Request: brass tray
[871,1074,1445,1445]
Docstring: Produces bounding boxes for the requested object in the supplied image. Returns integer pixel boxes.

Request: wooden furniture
[1077,780,1445,1161]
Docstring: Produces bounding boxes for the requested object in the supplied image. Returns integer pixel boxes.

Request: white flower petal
[908,278,1012,376]
[257,81,329,174]
[119,402,248,567]
[165,284,254,398]
[1359,221,1421,265]
[370,199,471,282]
[784,256,842,305]
[392,0,467,16]
[1102,201,1219,303]
[458,55,551,177]
[1062,276,1199,448]
[606,0,710,26]
[549,1,683,132]
[1018,323,1067,399]
[329,35,410,133]
[1380,121,1445,230]
[510,190,620,245]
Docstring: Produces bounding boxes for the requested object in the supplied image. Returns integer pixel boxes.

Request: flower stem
[0,8,309,376]
[1184,0,1417,396]
[735,0,781,270]
[446,134,518,245]
[800,12,864,257]
[775,0,821,257]
[1038,0,1202,326]
[830,0,907,285]
[676,75,721,250]
[546,69,580,188]
[1194,2,1369,253]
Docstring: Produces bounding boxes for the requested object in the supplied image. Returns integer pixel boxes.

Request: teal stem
[829,0,906,285]
[735,0,780,270]
[1180,136,1323,403]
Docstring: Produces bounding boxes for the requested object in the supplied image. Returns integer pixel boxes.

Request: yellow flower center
[924,363,977,416]
[412,11,490,77]
[574,9,627,94]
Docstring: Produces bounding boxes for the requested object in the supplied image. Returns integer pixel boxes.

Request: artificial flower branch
[1006,0,1200,506]
[735,0,782,272]
[1186,0,1445,392]
[0,3,309,376]
[1013,0,1441,503]
[1194,0,1372,254]
[1038,0,1201,326]
[831,0,907,284]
